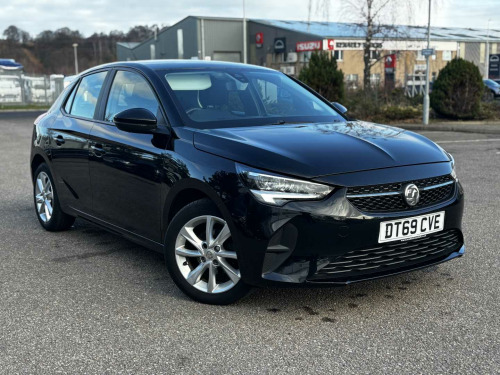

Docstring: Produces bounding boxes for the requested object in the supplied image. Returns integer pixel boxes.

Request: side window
[105,71,160,122]
[69,71,107,119]
[64,83,77,113]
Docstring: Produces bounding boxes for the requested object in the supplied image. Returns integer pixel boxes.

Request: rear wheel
[165,199,250,304]
[33,164,75,231]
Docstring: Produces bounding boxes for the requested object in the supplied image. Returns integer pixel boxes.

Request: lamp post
[243,0,247,64]
[485,19,491,79]
[72,43,79,75]
[422,0,431,125]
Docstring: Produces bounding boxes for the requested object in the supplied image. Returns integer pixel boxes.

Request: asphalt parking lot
[1,112,499,374]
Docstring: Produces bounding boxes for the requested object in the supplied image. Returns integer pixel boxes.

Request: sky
[0,0,498,37]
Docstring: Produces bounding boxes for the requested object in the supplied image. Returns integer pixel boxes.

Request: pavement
[1,113,499,374]
[396,121,500,135]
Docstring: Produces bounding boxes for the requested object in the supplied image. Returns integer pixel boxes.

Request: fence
[0,72,65,106]
[404,74,430,98]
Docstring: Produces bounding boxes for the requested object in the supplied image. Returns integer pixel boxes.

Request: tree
[126,25,159,41]
[298,51,345,102]
[430,58,483,119]
[311,0,423,89]
[3,25,30,43]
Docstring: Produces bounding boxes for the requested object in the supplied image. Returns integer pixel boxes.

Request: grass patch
[0,104,50,111]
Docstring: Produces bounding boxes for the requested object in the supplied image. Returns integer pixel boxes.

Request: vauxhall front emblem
[404,184,420,207]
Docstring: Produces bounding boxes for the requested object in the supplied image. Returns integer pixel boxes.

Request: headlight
[448,152,458,181]
[236,163,333,206]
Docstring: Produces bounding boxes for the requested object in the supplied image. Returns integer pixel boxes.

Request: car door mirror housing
[331,102,348,114]
[113,108,157,133]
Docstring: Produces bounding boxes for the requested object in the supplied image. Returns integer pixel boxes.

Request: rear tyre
[33,164,75,231]
[165,199,251,305]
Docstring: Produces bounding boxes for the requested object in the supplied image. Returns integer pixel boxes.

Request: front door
[89,70,169,242]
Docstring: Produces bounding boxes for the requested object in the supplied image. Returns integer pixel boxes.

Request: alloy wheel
[35,171,54,223]
[175,215,240,294]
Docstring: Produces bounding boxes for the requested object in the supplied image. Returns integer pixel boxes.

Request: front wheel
[165,199,250,305]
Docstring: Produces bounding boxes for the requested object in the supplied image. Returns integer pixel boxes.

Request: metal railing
[0,72,65,106]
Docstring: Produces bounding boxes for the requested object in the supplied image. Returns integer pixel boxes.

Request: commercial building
[117,16,500,89]
[117,16,245,63]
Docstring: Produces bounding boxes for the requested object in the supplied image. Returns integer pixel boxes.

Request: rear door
[50,70,108,214]
[89,69,169,242]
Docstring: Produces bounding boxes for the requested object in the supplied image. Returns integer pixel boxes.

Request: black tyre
[165,199,250,305]
[33,164,75,231]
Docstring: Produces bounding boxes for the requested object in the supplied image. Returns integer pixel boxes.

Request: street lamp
[486,19,491,79]
[243,0,247,64]
[422,0,431,125]
[72,43,79,75]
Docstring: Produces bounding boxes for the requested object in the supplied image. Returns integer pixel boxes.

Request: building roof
[116,42,140,49]
[252,19,500,42]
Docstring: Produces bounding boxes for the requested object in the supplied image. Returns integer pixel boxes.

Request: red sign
[296,40,322,52]
[385,54,396,68]
[324,39,335,50]
[256,32,264,45]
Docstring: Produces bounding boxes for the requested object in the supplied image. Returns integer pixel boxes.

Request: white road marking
[437,138,500,144]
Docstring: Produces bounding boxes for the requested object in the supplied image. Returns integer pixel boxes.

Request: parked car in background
[493,79,500,86]
[30,61,465,304]
[483,79,500,99]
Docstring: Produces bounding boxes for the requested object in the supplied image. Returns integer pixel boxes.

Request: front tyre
[165,199,250,305]
[33,164,75,231]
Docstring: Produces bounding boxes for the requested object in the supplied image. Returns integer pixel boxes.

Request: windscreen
[161,68,344,129]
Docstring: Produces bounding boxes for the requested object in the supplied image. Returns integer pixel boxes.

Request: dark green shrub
[298,51,345,102]
[343,87,421,123]
[430,58,483,119]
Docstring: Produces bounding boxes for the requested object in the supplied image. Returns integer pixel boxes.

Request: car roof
[80,59,274,76]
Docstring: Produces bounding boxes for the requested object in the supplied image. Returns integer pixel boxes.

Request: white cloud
[0,0,497,37]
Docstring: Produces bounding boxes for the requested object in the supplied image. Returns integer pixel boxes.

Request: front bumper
[225,165,465,287]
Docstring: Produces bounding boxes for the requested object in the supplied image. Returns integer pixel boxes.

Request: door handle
[90,143,105,157]
[55,135,65,146]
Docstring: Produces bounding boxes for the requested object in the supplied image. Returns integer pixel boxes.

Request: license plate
[378,211,445,243]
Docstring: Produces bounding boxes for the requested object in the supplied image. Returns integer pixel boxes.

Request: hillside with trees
[0,25,162,75]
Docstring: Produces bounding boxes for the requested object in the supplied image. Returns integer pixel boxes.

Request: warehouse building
[117,16,245,63]
[117,16,500,89]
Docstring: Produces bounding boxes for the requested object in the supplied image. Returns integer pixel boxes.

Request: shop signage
[323,39,335,50]
[274,37,286,53]
[421,48,435,57]
[489,54,500,78]
[296,41,322,52]
[385,54,396,69]
[256,32,263,48]
[335,41,383,50]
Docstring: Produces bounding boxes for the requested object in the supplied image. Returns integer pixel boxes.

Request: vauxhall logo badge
[404,183,420,206]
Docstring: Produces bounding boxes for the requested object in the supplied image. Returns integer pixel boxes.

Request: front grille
[309,230,462,282]
[346,174,455,213]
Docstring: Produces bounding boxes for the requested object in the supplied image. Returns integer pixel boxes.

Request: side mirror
[331,102,348,114]
[113,108,157,133]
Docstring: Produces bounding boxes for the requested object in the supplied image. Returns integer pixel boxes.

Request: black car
[31,61,464,304]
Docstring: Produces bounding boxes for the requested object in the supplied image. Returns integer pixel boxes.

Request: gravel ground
[0,113,499,374]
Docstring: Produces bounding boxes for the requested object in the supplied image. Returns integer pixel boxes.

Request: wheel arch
[30,153,50,181]
[162,178,231,241]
